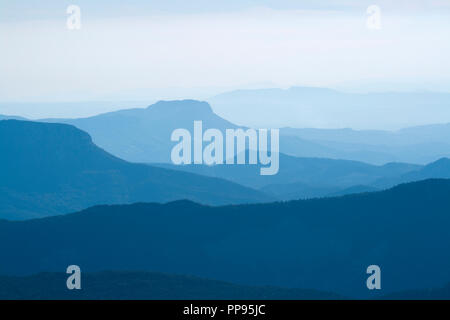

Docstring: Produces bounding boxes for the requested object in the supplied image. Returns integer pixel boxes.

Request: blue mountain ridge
[1,179,449,298]
[35,97,450,165]
[0,120,272,220]
[0,271,341,300]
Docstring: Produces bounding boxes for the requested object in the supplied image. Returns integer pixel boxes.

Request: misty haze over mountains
[2,95,450,211]
[2,100,450,212]
[42,100,237,164]
[16,90,449,166]
[155,155,423,200]
[2,89,450,299]
[0,120,270,220]
[4,87,450,130]
[2,95,450,205]
[2,0,450,302]
[208,87,450,130]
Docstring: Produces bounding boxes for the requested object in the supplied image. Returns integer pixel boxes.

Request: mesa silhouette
[40,97,450,165]
[0,120,270,220]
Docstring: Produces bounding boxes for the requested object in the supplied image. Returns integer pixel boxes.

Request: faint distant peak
[147,100,213,114]
[0,119,94,145]
[426,157,450,168]
[288,86,338,94]
[0,114,28,121]
[211,86,341,99]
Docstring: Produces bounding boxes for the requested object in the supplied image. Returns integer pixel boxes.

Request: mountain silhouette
[374,157,450,188]
[1,179,450,298]
[38,98,450,165]
[41,99,394,164]
[209,87,450,132]
[262,183,380,200]
[42,100,238,163]
[0,271,340,300]
[325,185,379,197]
[0,120,271,220]
[281,129,450,165]
[0,114,27,121]
[209,88,450,164]
[156,154,420,199]
[403,157,450,180]
[8,100,450,201]
[3,271,447,300]
[283,123,450,147]
[382,283,450,300]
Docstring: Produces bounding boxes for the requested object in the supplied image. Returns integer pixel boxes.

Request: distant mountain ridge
[155,154,421,199]
[9,100,450,201]
[209,88,450,164]
[0,114,27,121]
[374,157,450,188]
[0,120,271,220]
[280,125,450,164]
[42,100,238,163]
[208,87,450,130]
[34,97,450,165]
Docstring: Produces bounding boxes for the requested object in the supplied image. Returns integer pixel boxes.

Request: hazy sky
[1,0,450,117]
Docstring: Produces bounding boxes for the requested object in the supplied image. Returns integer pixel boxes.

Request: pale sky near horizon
[1,0,450,118]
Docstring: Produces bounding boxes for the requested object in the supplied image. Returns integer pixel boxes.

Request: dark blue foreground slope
[1,179,449,298]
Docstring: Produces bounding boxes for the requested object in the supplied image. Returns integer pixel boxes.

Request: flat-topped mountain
[38,98,450,165]
[0,120,270,220]
[43,100,238,163]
